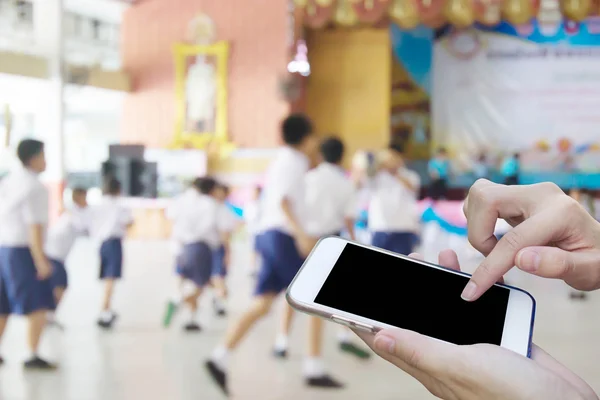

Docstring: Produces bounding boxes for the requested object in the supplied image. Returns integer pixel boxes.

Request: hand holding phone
[287,237,536,356]
[353,251,597,400]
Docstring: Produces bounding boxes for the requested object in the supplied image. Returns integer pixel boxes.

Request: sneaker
[97,313,118,330]
[184,322,202,332]
[163,300,179,327]
[306,374,344,389]
[213,298,227,318]
[273,348,288,359]
[24,356,58,371]
[205,360,228,395]
[339,341,371,360]
[0,356,4,366]
[570,291,588,300]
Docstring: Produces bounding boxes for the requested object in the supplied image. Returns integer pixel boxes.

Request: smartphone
[286,236,536,357]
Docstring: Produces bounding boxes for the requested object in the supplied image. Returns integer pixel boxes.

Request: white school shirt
[368,168,421,233]
[167,189,231,249]
[258,147,310,235]
[244,199,262,235]
[304,163,357,237]
[88,196,133,242]
[45,206,89,262]
[0,167,49,247]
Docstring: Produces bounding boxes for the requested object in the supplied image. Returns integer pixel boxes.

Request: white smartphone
[287,236,536,357]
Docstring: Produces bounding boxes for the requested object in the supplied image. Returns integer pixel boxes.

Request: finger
[463,210,558,301]
[465,180,501,256]
[373,328,459,375]
[438,249,461,272]
[531,344,599,400]
[516,247,600,291]
[354,330,440,388]
[408,253,423,260]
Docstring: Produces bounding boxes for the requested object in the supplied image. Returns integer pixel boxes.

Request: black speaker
[130,160,158,198]
[101,157,132,196]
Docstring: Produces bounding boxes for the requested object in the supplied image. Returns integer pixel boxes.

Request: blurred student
[501,152,520,186]
[88,178,133,329]
[163,177,230,331]
[472,153,489,181]
[206,114,321,395]
[370,143,421,256]
[211,183,237,317]
[428,147,450,200]
[45,188,89,327]
[273,136,370,378]
[0,139,56,369]
[243,185,262,276]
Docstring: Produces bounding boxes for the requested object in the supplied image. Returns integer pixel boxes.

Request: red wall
[121,0,290,148]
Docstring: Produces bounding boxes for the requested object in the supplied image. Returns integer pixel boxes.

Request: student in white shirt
[163,177,230,331]
[370,143,421,255]
[45,188,89,325]
[272,137,369,385]
[88,178,133,330]
[206,114,320,395]
[0,139,56,370]
[211,183,237,317]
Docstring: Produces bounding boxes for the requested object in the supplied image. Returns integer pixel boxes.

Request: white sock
[213,297,225,312]
[337,329,352,344]
[100,311,114,322]
[185,308,197,324]
[274,334,289,351]
[211,346,229,370]
[303,357,326,378]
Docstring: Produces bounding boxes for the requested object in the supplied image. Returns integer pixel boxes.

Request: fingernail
[374,334,396,354]
[517,250,540,272]
[461,281,477,301]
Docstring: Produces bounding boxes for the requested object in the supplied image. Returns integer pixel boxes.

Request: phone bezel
[286,236,536,357]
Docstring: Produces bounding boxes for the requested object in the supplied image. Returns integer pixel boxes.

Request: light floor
[0,238,599,400]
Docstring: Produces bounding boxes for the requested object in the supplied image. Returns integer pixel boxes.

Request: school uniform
[255,147,309,295]
[244,198,262,253]
[0,167,54,315]
[88,196,133,280]
[212,203,237,278]
[428,158,450,200]
[45,206,89,291]
[369,168,421,255]
[167,189,230,288]
[304,162,357,239]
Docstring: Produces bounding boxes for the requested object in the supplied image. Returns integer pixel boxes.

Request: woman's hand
[462,180,600,301]
[355,250,598,400]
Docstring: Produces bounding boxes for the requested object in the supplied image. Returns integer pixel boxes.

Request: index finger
[462,211,557,301]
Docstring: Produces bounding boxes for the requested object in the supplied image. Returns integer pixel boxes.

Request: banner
[432,20,600,175]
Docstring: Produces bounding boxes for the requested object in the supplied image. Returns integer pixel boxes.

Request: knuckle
[405,347,423,370]
[500,230,523,253]
[538,181,562,194]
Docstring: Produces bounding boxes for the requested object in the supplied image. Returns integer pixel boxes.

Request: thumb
[374,328,457,374]
[516,247,600,291]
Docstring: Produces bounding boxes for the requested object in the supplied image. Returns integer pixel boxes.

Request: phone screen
[315,243,510,346]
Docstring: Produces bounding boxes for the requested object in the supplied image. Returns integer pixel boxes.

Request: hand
[355,250,598,400]
[36,259,53,280]
[462,180,600,301]
[296,233,318,258]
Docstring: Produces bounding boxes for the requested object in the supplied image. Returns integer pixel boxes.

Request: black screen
[315,244,509,346]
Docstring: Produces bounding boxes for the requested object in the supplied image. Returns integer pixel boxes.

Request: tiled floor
[0,238,599,400]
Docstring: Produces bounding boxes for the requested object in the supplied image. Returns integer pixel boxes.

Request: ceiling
[63,0,130,24]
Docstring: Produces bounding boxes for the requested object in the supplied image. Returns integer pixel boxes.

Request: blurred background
[1,0,600,399]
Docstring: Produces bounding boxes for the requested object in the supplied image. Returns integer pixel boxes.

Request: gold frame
[172,41,233,153]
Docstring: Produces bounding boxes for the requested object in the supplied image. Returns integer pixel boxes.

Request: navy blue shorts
[178,241,213,288]
[372,232,418,256]
[49,258,68,290]
[255,230,304,296]
[212,245,227,277]
[100,238,123,280]
[0,247,55,315]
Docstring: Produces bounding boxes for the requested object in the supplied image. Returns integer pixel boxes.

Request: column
[33,0,65,219]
